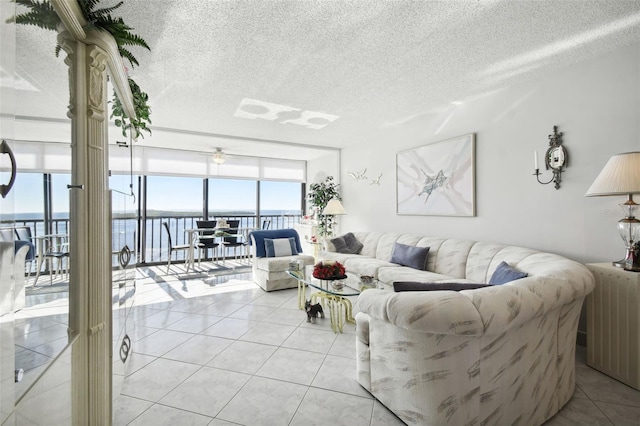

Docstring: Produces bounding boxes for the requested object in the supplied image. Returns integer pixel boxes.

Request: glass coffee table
[287,265,378,333]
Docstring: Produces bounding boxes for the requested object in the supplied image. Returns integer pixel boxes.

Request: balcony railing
[8,213,302,270]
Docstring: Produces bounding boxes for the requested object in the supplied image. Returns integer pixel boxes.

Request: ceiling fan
[213,148,226,164]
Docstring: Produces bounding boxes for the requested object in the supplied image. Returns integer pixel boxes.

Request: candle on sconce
[534,150,539,170]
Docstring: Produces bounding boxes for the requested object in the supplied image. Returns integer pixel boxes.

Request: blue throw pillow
[489,261,528,285]
[264,237,298,257]
[390,243,430,270]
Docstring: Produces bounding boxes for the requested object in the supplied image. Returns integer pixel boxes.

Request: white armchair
[249,229,314,292]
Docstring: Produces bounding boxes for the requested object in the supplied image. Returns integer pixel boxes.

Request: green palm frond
[7,0,60,30]
[91,1,124,19]
[93,15,149,49]
[77,0,101,17]
[117,46,139,68]
[115,31,150,50]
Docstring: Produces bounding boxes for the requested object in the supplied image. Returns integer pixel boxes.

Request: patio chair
[162,221,191,273]
[2,227,36,279]
[0,228,14,242]
[14,226,36,272]
[42,234,69,285]
[222,220,245,260]
[196,220,219,260]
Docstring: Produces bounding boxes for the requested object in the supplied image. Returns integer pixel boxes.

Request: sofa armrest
[356,289,485,336]
[356,274,593,337]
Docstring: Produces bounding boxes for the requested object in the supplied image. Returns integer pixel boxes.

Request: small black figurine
[305,300,324,323]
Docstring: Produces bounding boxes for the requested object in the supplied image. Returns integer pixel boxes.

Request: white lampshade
[323,199,346,215]
[585,152,640,197]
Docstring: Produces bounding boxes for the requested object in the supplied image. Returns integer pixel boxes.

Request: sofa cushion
[393,281,491,292]
[390,242,430,270]
[343,257,397,278]
[254,254,313,273]
[489,261,528,285]
[264,237,298,257]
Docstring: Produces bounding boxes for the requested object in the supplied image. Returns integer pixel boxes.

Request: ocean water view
[3,209,303,266]
[4,174,305,267]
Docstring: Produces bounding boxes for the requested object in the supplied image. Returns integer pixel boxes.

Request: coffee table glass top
[287,265,377,296]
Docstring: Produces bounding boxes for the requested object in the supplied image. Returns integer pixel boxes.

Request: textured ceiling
[12,0,640,160]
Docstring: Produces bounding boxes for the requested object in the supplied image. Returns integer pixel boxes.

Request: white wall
[333,42,640,264]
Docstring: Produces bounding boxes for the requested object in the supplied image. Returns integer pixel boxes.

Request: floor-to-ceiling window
[145,175,202,263]
[259,180,303,229]
[50,173,70,235]
[10,143,309,266]
[208,178,257,228]
[12,172,44,239]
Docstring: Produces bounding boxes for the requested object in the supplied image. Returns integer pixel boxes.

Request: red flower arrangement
[313,260,346,280]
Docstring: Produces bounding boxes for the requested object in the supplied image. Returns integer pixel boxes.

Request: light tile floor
[113,267,640,426]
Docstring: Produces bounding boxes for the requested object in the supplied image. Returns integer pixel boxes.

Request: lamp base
[613,259,628,268]
[612,260,640,272]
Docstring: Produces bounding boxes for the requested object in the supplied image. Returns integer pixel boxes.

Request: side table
[586,263,640,390]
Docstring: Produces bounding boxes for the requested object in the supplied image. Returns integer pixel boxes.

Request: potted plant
[307,176,341,237]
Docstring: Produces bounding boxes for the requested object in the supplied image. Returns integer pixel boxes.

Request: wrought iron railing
[7,213,302,269]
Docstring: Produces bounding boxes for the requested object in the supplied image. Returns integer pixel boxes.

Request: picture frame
[396,133,476,216]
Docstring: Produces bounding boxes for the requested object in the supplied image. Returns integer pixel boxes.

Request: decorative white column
[59,31,112,425]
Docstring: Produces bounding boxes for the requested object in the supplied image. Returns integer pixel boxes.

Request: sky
[10,172,302,215]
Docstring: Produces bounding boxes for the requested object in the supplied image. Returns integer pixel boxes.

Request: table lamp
[323,199,346,216]
[585,152,640,270]
[322,199,346,237]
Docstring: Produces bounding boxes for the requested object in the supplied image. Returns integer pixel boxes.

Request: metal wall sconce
[533,125,568,190]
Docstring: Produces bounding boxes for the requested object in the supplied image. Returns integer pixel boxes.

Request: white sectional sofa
[319,231,595,426]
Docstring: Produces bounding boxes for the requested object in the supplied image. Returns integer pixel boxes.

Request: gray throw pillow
[393,281,491,292]
[390,242,430,270]
[331,232,363,254]
[489,261,528,285]
[330,236,348,253]
[343,232,363,254]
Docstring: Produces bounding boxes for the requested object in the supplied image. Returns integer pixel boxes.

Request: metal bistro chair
[1,227,36,280]
[14,226,36,273]
[0,228,14,243]
[222,219,245,261]
[262,219,271,230]
[196,220,219,261]
[42,234,69,285]
[162,222,191,273]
